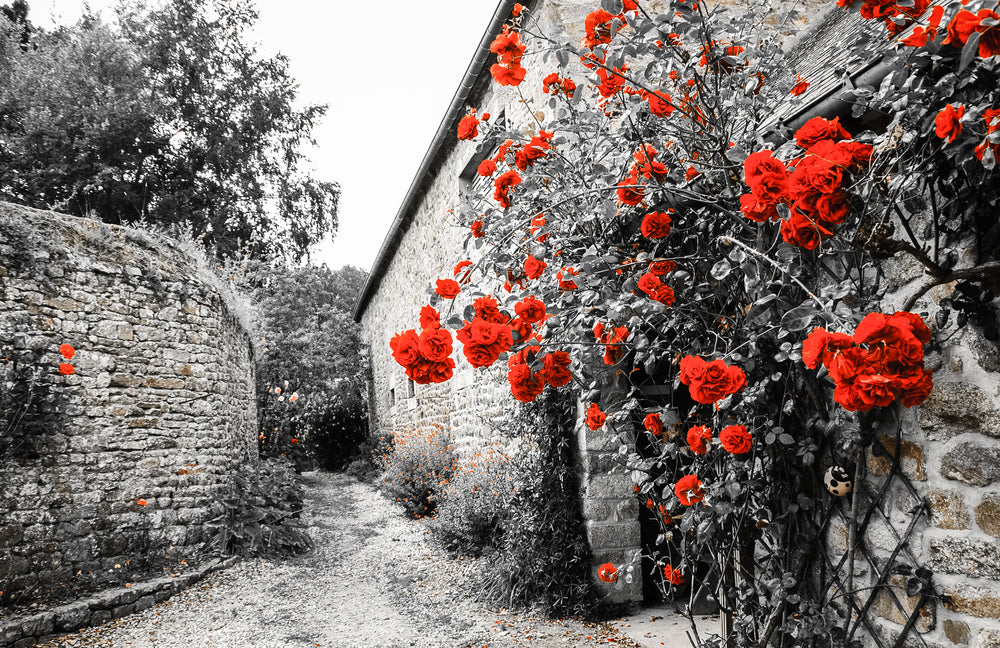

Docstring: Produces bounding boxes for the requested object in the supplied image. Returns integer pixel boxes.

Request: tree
[249,262,369,469]
[0,0,337,261]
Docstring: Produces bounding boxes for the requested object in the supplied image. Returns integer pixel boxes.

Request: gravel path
[37,472,651,648]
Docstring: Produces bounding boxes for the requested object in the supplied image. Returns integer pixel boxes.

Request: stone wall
[0,202,257,609]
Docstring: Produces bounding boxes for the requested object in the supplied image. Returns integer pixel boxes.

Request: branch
[901,260,1000,311]
[717,235,829,313]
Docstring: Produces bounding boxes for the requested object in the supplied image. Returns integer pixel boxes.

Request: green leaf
[959,32,980,75]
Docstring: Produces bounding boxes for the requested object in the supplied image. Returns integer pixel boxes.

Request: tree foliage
[0,0,337,261]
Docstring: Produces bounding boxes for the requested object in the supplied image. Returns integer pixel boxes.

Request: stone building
[353,0,1000,644]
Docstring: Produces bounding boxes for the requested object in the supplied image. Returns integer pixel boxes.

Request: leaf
[556,48,569,68]
[602,0,624,13]
[710,259,732,280]
[781,303,817,332]
[959,32,980,75]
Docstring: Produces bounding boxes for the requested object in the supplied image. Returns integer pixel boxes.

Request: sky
[29,0,495,271]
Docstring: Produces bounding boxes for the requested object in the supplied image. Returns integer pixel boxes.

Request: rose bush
[388,0,999,642]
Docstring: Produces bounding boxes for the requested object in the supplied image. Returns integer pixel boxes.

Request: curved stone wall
[0,202,257,608]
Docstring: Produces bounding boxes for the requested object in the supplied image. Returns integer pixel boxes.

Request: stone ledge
[0,555,239,648]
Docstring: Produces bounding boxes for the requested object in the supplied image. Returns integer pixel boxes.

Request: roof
[352,1,897,322]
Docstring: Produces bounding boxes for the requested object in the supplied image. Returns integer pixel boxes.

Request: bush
[377,426,457,518]
[431,391,596,616]
[344,431,392,482]
[207,456,313,557]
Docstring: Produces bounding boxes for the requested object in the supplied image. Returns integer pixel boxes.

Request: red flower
[418,328,453,363]
[512,3,524,17]
[435,278,461,299]
[541,351,573,387]
[419,305,441,330]
[616,174,645,206]
[58,362,75,375]
[59,343,75,360]
[514,296,546,323]
[679,356,747,404]
[457,114,479,140]
[790,75,809,96]
[687,425,711,455]
[137,499,148,506]
[557,267,579,291]
[648,260,675,276]
[640,211,673,238]
[794,117,852,149]
[474,296,509,324]
[477,159,497,177]
[935,104,965,143]
[582,9,617,49]
[471,219,485,238]
[740,193,779,223]
[643,412,663,436]
[508,362,545,402]
[945,9,1000,57]
[597,562,618,583]
[585,402,606,430]
[407,358,456,384]
[524,255,547,280]
[596,66,628,98]
[494,170,522,208]
[491,62,526,87]
[674,474,705,506]
[490,25,526,66]
[663,565,685,585]
[719,425,752,454]
[390,329,421,367]
[801,327,854,369]
[646,91,674,117]
[743,150,788,203]
[456,317,514,368]
[780,211,831,250]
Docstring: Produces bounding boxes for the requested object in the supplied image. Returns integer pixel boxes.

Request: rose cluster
[740,117,872,250]
[678,355,747,404]
[390,306,456,385]
[593,321,630,365]
[490,25,527,86]
[802,311,934,412]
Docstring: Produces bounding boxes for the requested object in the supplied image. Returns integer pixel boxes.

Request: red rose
[541,351,573,387]
[652,285,675,306]
[473,296,508,324]
[435,278,461,298]
[585,402,606,430]
[419,305,440,330]
[407,357,456,384]
[59,343,76,360]
[491,62,526,87]
[935,104,965,143]
[390,329,421,367]
[494,170,522,208]
[663,565,685,585]
[679,356,747,404]
[790,75,809,96]
[643,412,663,436]
[510,316,532,340]
[616,173,645,206]
[514,295,546,323]
[780,211,830,250]
[471,219,485,238]
[456,317,513,368]
[597,562,618,583]
[687,425,711,455]
[582,8,616,49]
[477,159,497,177]
[899,369,934,407]
[418,328,453,363]
[646,91,674,117]
[490,25,526,66]
[640,211,673,238]
[59,363,75,376]
[743,150,788,203]
[457,114,479,140]
[508,363,545,402]
[719,425,752,454]
[740,193,780,223]
[524,255,547,279]
[557,267,578,291]
[649,260,676,276]
[674,474,704,506]
[794,116,852,149]
[815,192,850,225]
[637,272,663,297]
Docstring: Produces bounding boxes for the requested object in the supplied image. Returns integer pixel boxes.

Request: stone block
[975,494,1000,538]
[0,618,21,644]
[975,630,1000,648]
[944,619,970,645]
[19,611,54,637]
[586,520,640,550]
[111,603,135,619]
[926,490,972,530]
[929,537,1000,579]
[868,434,925,480]
[943,585,1000,618]
[920,382,1000,440]
[90,609,112,625]
[52,601,91,631]
[134,595,155,612]
[584,473,632,499]
[871,574,935,633]
[941,443,1000,486]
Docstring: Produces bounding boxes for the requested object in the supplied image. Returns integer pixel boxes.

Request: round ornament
[824,465,853,497]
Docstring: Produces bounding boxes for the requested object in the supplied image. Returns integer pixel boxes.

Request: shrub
[207,456,313,557]
[431,391,596,616]
[377,426,457,518]
[344,431,392,483]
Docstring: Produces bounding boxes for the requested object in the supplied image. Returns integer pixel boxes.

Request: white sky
[30,0,495,271]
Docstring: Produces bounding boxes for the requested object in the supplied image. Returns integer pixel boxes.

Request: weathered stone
[871,575,935,633]
[975,630,1000,648]
[944,619,970,645]
[868,434,926,480]
[19,612,54,637]
[926,490,972,530]
[943,585,1000,618]
[52,601,91,631]
[134,595,155,612]
[929,537,1000,579]
[941,442,1000,486]
[110,603,135,619]
[920,382,1000,440]
[586,520,640,550]
[976,494,1000,538]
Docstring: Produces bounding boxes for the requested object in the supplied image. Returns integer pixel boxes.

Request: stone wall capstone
[0,202,257,611]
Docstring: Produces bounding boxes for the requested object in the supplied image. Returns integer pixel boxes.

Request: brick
[584,473,633,499]
[927,490,972,530]
[943,585,1000,618]
[941,443,1000,486]
[586,520,640,550]
[944,619,970,645]
[976,494,1000,538]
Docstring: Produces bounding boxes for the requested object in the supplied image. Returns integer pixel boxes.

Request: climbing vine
[390,0,1000,644]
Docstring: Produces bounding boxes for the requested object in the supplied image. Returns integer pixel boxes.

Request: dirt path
[38,472,657,648]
